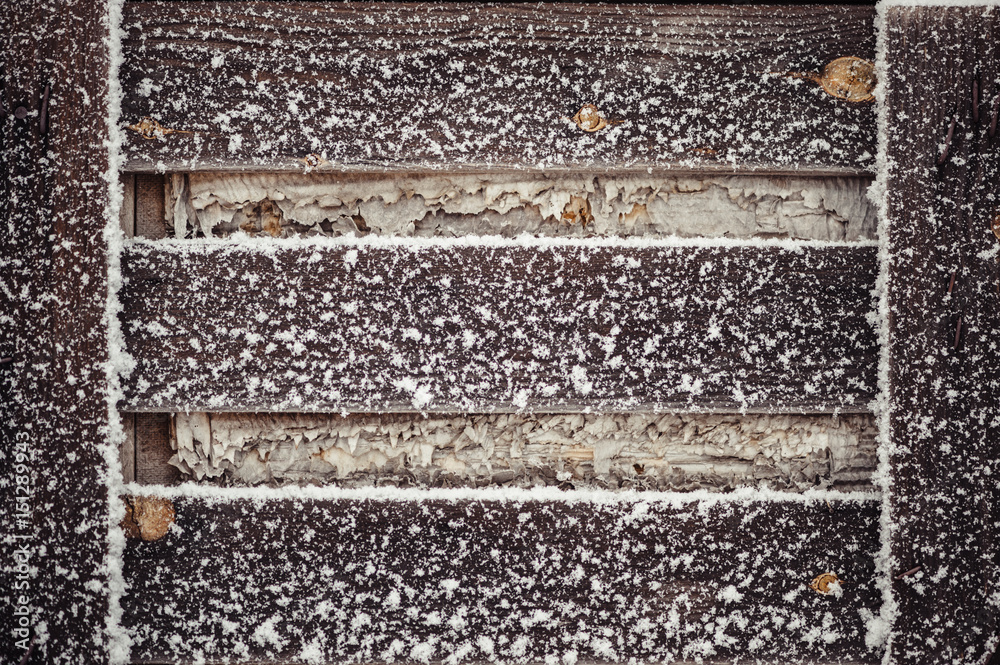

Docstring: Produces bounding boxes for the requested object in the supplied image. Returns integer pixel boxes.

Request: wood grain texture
[882,7,1000,664]
[121,173,136,238]
[121,413,136,484]
[135,413,180,486]
[119,241,878,414]
[120,2,876,175]
[123,493,882,664]
[136,173,166,239]
[0,1,114,663]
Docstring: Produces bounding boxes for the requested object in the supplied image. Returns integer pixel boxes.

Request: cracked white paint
[171,412,876,492]
[163,173,877,241]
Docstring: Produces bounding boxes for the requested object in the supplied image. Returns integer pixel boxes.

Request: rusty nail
[938,114,958,166]
[948,270,957,294]
[0,357,12,365]
[991,95,999,138]
[972,78,980,124]
[18,637,36,665]
[39,83,50,135]
[895,565,922,580]
[13,106,28,120]
[954,313,963,349]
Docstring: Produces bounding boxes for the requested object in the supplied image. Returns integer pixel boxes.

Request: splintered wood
[164,172,877,241]
[169,412,876,492]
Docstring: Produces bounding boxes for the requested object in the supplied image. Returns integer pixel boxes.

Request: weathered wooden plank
[880,6,1000,664]
[1,1,116,662]
[121,3,877,175]
[119,241,878,414]
[123,492,882,664]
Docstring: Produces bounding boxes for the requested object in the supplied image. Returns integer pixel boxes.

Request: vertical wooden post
[882,6,1000,663]
[1,1,115,662]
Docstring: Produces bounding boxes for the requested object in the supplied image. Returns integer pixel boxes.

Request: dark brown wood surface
[123,494,881,664]
[1,1,114,663]
[135,413,180,486]
[135,174,166,239]
[119,242,878,414]
[120,3,876,174]
[882,7,1000,664]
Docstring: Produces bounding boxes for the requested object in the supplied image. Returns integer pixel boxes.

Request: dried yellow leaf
[809,572,843,594]
[127,117,193,140]
[570,104,622,133]
[560,195,593,226]
[779,57,876,103]
[302,153,330,170]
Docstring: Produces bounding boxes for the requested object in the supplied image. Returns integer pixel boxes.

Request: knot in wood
[127,117,192,140]
[781,57,876,103]
[121,495,176,541]
[571,103,620,132]
[808,572,844,594]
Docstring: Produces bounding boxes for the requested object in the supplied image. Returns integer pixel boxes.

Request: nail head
[13,106,28,120]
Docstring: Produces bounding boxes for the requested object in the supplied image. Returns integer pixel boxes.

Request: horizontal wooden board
[120,3,876,174]
[118,241,878,414]
[123,493,882,664]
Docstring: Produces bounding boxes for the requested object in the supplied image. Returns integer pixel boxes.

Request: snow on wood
[168,411,876,493]
[119,3,876,174]
[165,172,877,241]
[879,6,1000,663]
[1,0,126,662]
[118,238,878,414]
[122,491,882,665]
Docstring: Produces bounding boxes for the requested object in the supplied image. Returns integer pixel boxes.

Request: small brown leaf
[301,153,330,170]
